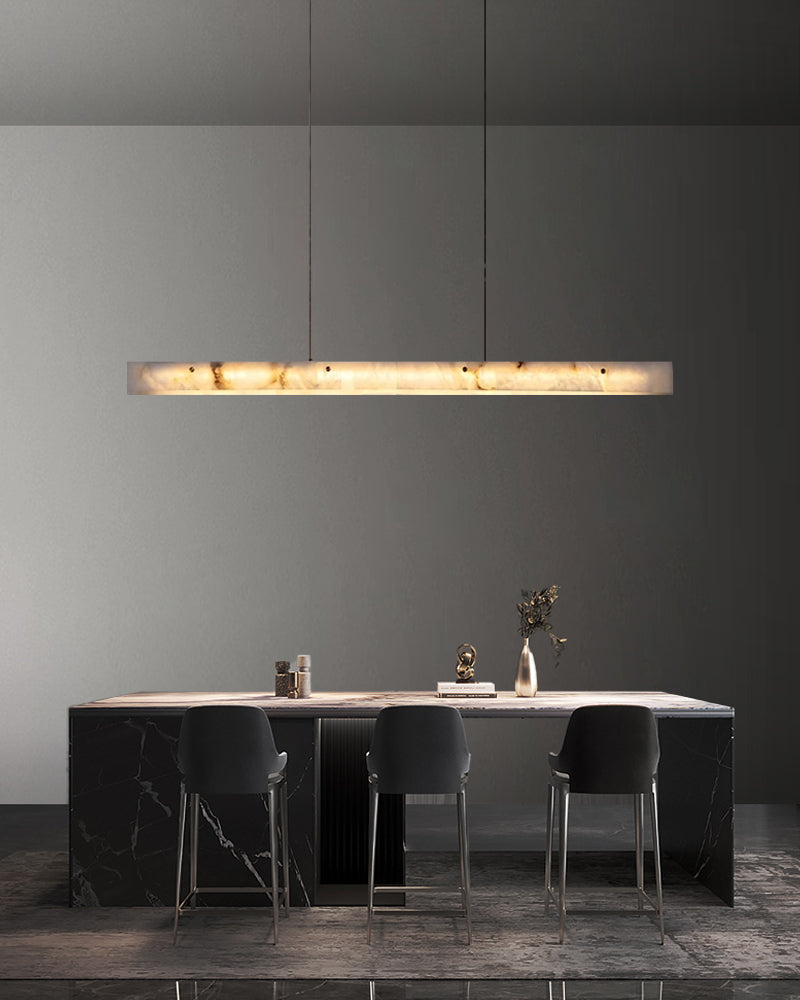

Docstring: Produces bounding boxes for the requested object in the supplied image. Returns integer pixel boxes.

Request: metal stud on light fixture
[127,3,672,398]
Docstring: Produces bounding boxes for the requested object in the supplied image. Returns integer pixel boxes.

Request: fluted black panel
[319,719,403,886]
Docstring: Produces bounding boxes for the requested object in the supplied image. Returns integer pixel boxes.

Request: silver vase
[515,637,538,697]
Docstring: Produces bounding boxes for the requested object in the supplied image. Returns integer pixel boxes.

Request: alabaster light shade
[127,361,673,396]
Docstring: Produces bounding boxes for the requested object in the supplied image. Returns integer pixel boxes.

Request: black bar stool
[545,704,665,944]
[173,704,290,944]
[366,704,472,944]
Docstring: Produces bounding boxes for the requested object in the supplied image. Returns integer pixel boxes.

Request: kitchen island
[69,690,734,907]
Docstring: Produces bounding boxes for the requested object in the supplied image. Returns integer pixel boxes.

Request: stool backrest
[555,705,660,794]
[367,704,471,795]
[178,704,284,795]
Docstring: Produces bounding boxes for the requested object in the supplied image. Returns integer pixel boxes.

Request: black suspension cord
[308,0,313,361]
[483,0,487,363]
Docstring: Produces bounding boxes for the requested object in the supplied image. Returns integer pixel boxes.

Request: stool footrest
[373,884,464,894]
[373,907,469,916]
[545,889,661,916]
[193,886,279,894]
[178,886,289,910]
[559,906,661,916]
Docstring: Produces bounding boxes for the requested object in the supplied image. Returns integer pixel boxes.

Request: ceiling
[1,0,797,125]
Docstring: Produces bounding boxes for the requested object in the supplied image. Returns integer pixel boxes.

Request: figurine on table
[455,643,477,683]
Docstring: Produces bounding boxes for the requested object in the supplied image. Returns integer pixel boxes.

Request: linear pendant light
[127,361,672,395]
[127,3,672,398]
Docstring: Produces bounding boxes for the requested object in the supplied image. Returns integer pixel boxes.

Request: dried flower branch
[517,585,566,663]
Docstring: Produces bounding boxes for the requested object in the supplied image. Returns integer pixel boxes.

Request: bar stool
[173,704,290,944]
[545,704,665,944]
[366,704,472,944]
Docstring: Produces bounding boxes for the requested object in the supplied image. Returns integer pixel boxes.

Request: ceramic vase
[515,636,538,697]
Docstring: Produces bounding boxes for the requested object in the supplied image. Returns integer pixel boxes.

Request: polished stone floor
[2,980,800,998]
[1,804,799,997]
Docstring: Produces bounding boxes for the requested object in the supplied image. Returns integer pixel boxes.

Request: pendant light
[128,2,672,398]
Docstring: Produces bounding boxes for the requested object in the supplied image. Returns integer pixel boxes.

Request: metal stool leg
[189,793,199,909]
[268,783,280,944]
[558,786,569,944]
[649,780,665,944]
[280,778,290,914]
[456,788,472,944]
[545,782,555,910]
[634,792,644,913]
[173,785,187,943]
[366,782,379,944]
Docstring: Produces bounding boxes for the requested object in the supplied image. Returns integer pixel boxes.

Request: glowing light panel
[127,362,673,396]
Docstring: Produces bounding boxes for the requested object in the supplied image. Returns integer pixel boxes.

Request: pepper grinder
[296,654,311,697]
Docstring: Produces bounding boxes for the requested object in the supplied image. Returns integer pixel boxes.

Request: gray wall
[1,2,798,804]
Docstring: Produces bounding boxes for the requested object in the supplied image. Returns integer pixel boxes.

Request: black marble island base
[69,714,322,907]
[69,691,734,907]
[69,712,401,908]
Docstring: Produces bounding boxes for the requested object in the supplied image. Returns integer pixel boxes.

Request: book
[436,681,497,698]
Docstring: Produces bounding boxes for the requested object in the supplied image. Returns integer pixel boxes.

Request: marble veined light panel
[127,361,673,395]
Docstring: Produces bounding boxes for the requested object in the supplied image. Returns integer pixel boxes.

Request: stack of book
[436,681,497,699]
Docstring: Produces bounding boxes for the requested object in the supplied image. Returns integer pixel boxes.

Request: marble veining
[75,690,733,718]
[657,717,734,904]
[200,799,271,891]
[691,730,733,880]
[127,361,673,396]
[70,713,319,909]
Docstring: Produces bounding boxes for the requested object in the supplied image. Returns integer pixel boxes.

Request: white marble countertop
[71,690,734,718]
